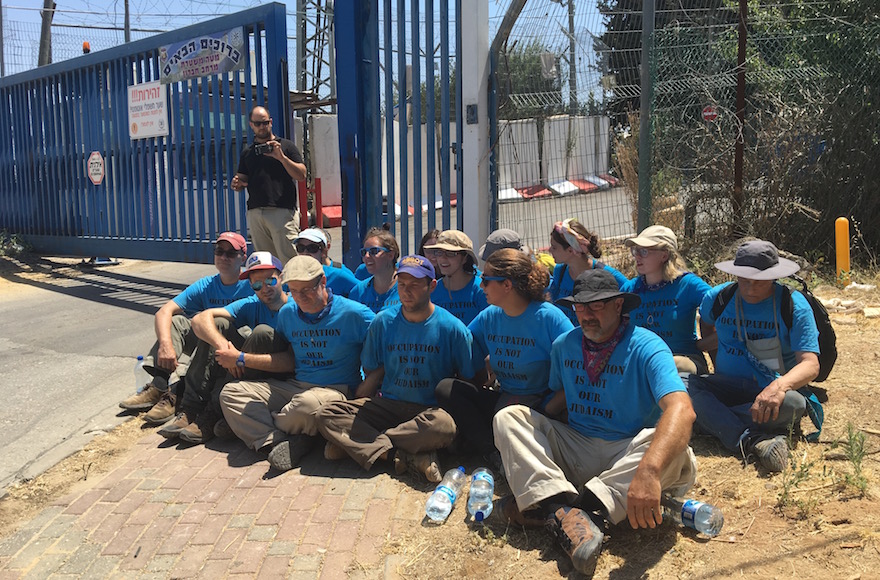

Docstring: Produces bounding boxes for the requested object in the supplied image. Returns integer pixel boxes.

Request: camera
[253,142,273,156]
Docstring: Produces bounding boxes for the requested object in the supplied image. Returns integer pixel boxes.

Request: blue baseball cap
[397,254,435,279]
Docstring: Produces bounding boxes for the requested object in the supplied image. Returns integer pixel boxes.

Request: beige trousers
[219,377,347,451]
[493,405,697,525]
[246,206,300,265]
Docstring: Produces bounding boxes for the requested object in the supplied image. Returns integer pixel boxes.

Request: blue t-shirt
[469,302,574,395]
[431,275,489,325]
[621,273,712,355]
[550,322,685,441]
[362,305,476,405]
[700,282,820,387]
[172,274,254,317]
[349,277,401,313]
[354,263,371,281]
[275,295,376,388]
[224,295,284,329]
[549,262,627,325]
[324,263,358,298]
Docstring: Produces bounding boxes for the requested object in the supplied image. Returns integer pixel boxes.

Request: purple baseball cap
[397,254,435,279]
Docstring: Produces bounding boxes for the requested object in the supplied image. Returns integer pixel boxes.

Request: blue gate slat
[109,59,126,239]
[439,0,452,231]
[67,71,83,237]
[182,78,197,242]
[47,79,65,235]
[201,72,217,242]
[454,0,463,231]
[210,73,224,237]
[0,91,11,228]
[86,66,102,237]
[152,50,171,241]
[169,81,183,241]
[396,0,408,248]
[229,66,243,237]
[35,79,51,235]
[425,0,436,233]
[410,0,423,248]
[191,72,207,241]
[17,84,35,234]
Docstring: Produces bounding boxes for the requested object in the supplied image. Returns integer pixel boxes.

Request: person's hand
[231,174,247,191]
[266,140,285,161]
[626,467,662,529]
[215,341,241,374]
[156,343,178,372]
[751,380,787,423]
[355,381,378,398]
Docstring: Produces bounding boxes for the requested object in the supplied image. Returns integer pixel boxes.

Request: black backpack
[710,275,837,382]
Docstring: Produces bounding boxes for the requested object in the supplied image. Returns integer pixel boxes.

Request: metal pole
[0,0,6,76]
[568,0,577,115]
[733,0,747,228]
[38,0,54,66]
[636,0,655,231]
[124,0,131,42]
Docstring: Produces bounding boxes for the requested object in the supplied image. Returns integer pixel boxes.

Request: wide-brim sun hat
[625,225,678,251]
[479,228,523,261]
[556,269,641,314]
[715,239,799,280]
[425,229,478,265]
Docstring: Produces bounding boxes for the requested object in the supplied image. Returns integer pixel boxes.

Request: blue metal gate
[334,1,463,265]
[0,3,289,263]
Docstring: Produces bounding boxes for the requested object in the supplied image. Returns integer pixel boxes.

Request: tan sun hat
[424,229,478,265]
[625,225,678,251]
[281,255,324,284]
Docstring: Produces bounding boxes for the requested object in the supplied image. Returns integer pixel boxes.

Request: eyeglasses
[630,247,660,258]
[360,246,391,257]
[250,119,271,127]
[481,275,507,283]
[425,249,462,259]
[214,247,242,259]
[296,243,323,254]
[250,277,279,291]
[572,299,614,312]
[289,279,322,297]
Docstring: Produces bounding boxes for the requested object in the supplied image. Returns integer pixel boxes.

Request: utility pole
[0,0,6,76]
[567,0,577,115]
[38,0,55,66]
[124,0,131,43]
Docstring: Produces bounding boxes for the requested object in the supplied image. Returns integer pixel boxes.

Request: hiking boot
[178,409,220,444]
[118,378,167,410]
[751,435,789,472]
[268,435,316,472]
[545,506,605,575]
[393,449,442,483]
[213,418,234,440]
[157,410,196,439]
[496,495,544,528]
[142,392,177,425]
[324,441,347,461]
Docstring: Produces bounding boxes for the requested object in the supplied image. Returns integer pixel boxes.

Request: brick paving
[0,430,432,579]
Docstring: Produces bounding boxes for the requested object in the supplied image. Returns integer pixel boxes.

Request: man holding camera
[231,105,307,264]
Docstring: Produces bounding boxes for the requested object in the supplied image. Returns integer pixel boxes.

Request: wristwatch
[236,352,246,368]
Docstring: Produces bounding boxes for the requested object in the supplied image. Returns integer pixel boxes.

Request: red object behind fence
[297,178,324,230]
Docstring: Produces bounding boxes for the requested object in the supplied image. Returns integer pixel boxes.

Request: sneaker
[213,418,234,440]
[157,410,195,439]
[496,495,545,528]
[118,380,166,410]
[268,435,316,472]
[324,442,347,461]
[751,435,789,472]
[545,506,605,575]
[143,392,177,425]
[178,409,220,444]
[393,449,442,483]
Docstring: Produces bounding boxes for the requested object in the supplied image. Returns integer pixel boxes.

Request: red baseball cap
[216,231,247,251]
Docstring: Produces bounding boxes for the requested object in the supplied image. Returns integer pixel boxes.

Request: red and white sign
[127,80,169,140]
[87,151,104,185]
[702,105,718,122]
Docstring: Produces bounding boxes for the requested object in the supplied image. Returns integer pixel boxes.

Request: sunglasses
[289,279,322,297]
[630,247,660,258]
[296,243,323,254]
[360,246,391,257]
[425,249,462,259]
[214,247,242,259]
[572,299,614,312]
[250,119,271,127]
[250,277,279,291]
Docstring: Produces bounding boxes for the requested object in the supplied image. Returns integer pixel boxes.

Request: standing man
[118,232,252,423]
[493,270,697,575]
[317,256,477,483]
[231,105,307,264]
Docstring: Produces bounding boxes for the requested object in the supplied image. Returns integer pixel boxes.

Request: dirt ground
[1,255,879,578]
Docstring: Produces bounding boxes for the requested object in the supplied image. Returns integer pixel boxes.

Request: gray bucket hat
[556,269,641,314]
[715,240,799,280]
[479,229,523,260]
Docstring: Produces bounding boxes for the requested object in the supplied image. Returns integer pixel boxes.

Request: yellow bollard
[835,217,850,287]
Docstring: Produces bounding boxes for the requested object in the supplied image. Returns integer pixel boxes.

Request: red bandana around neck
[581,318,628,384]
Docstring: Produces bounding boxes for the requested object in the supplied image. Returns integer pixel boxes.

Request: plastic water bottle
[661,495,724,537]
[425,466,467,522]
[134,355,151,392]
[466,468,495,522]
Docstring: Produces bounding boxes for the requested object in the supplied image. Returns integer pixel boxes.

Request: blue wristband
[236,352,246,368]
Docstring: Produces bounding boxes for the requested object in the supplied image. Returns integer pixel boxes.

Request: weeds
[841,423,868,496]
[0,230,28,257]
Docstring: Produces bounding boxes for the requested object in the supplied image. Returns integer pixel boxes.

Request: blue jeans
[686,374,807,452]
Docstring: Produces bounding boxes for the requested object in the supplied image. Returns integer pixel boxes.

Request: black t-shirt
[236,138,303,210]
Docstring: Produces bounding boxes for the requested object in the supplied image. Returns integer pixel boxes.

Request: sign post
[87,151,104,185]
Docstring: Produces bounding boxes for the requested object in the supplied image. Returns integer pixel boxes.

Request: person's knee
[492,404,530,433]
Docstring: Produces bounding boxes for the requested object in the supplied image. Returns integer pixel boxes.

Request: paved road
[0,258,216,493]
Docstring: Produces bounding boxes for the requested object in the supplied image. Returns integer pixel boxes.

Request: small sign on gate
[87,151,104,186]
[702,105,718,122]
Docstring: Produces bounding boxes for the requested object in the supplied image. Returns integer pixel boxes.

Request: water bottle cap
[137,355,144,361]
[456,466,465,473]
[475,511,484,522]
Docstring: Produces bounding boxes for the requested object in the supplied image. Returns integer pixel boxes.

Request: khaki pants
[143,314,196,381]
[219,377,347,451]
[493,405,697,525]
[246,206,299,265]
[317,397,456,470]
